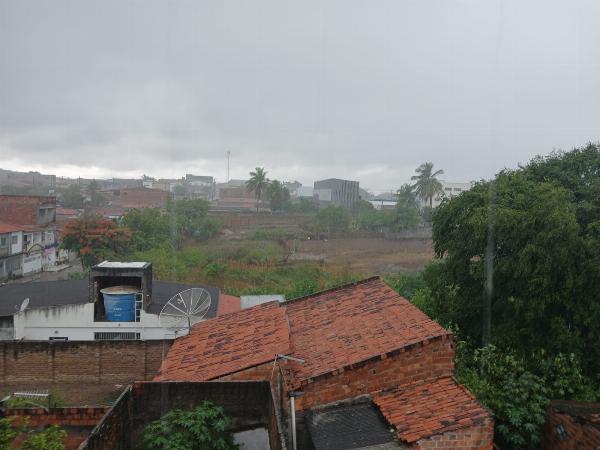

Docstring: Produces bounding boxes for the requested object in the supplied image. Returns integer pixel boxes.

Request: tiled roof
[373,377,490,443]
[0,221,22,233]
[285,277,450,387]
[155,302,289,381]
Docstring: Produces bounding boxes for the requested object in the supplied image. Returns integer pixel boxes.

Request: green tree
[411,162,444,208]
[266,180,291,212]
[392,184,420,230]
[59,185,84,209]
[21,425,66,450]
[122,208,174,251]
[429,144,600,374]
[137,402,239,450]
[0,417,20,450]
[316,206,351,235]
[167,198,219,241]
[85,180,105,207]
[246,167,269,212]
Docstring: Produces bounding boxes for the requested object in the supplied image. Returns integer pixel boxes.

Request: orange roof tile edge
[373,376,492,444]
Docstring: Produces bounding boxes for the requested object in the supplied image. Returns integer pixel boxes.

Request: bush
[21,425,67,450]
[137,402,239,450]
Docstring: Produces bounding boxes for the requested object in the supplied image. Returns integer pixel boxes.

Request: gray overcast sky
[1,1,599,193]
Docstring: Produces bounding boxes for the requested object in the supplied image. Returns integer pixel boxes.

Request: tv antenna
[159,288,211,336]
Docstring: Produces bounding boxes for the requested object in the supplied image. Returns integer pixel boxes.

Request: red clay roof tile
[285,277,450,387]
[0,221,22,233]
[154,301,289,381]
[373,377,491,443]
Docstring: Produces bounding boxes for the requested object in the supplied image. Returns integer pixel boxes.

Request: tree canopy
[246,167,269,212]
[428,143,600,374]
[137,402,239,450]
[411,162,444,208]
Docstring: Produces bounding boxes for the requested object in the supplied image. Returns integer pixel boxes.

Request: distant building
[100,187,168,210]
[314,178,360,208]
[0,195,58,275]
[421,180,471,209]
[0,222,24,281]
[216,186,258,210]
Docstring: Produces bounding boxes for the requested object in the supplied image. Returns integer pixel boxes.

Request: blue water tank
[100,286,139,322]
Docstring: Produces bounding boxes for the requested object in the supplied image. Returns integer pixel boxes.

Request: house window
[11,235,18,245]
[0,237,6,247]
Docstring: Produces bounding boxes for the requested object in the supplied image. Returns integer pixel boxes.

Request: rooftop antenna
[159,288,211,336]
[226,150,231,182]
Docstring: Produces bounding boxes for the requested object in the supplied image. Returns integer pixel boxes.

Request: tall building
[313,178,360,209]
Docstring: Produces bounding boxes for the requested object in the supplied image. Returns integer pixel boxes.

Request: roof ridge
[283,276,382,304]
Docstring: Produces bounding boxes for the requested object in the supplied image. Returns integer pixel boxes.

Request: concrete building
[313,178,359,208]
[0,195,58,275]
[0,262,231,341]
[0,222,24,281]
[422,180,472,209]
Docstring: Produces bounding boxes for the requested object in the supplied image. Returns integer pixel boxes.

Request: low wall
[81,381,287,450]
[384,227,432,240]
[0,340,172,385]
[4,406,109,450]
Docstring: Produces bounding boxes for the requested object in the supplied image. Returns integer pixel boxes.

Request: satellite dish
[18,298,29,313]
[159,288,211,334]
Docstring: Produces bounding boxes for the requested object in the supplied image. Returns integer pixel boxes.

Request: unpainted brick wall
[0,340,171,385]
[544,405,600,450]
[216,361,275,382]
[0,195,55,225]
[294,335,455,410]
[414,421,494,450]
[7,406,109,427]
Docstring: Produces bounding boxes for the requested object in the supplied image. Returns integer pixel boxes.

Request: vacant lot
[293,236,434,275]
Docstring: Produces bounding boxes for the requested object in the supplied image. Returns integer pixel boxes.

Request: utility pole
[226,151,230,182]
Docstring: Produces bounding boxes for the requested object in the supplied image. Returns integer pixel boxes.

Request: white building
[0,222,24,281]
[0,262,224,341]
[419,181,472,209]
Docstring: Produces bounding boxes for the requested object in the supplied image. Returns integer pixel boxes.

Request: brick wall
[0,340,171,385]
[5,406,108,450]
[294,335,455,411]
[217,361,275,382]
[544,402,600,449]
[0,195,55,225]
[414,421,494,450]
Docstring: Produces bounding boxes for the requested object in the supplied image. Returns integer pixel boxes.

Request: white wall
[22,252,42,275]
[10,231,22,255]
[11,302,186,341]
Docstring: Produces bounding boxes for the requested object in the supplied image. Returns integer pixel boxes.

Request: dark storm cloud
[1,0,600,191]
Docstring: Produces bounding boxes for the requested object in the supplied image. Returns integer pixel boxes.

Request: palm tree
[246,167,269,212]
[411,162,444,208]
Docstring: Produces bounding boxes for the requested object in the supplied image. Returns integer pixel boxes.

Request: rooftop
[307,400,400,450]
[156,277,451,388]
[155,301,290,381]
[373,377,490,444]
[285,277,450,387]
[0,221,22,233]
[0,280,221,318]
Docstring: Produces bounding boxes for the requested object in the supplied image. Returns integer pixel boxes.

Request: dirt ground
[294,237,434,275]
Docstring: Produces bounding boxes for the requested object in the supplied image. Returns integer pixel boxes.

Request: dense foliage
[431,144,600,372]
[393,144,600,449]
[0,418,65,450]
[137,402,238,450]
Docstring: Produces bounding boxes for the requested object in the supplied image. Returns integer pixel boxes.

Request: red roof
[154,302,289,382]
[373,377,490,443]
[0,221,22,233]
[285,277,450,387]
[216,294,242,316]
